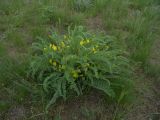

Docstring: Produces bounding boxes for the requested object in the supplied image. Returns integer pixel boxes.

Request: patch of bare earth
[6,106,27,120]
[51,91,115,120]
[85,16,105,33]
[124,70,159,120]
[125,38,160,120]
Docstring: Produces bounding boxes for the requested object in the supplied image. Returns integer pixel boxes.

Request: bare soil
[124,38,160,120]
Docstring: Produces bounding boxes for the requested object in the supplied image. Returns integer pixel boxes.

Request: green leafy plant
[29,26,132,111]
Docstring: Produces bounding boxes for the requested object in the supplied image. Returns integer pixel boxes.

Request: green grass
[100,0,159,66]
[0,0,160,119]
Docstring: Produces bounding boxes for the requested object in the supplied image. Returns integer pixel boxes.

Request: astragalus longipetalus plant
[29,26,132,111]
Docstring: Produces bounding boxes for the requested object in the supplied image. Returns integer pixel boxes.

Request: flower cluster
[80,39,90,46]
[43,34,107,79]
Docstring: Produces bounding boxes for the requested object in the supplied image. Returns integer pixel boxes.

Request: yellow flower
[64,35,67,39]
[92,47,96,51]
[61,65,66,70]
[49,44,52,48]
[92,47,97,53]
[48,35,52,38]
[61,42,65,47]
[52,44,57,51]
[72,70,78,79]
[53,61,57,66]
[58,46,61,51]
[80,40,85,46]
[58,65,62,71]
[86,39,90,43]
[49,59,52,64]
[43,47,47,51]
[86,63,90,67]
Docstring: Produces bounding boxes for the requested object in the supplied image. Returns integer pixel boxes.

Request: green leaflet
[45,91,59,112]
[43,74,56,93]
[89,79,115,97]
